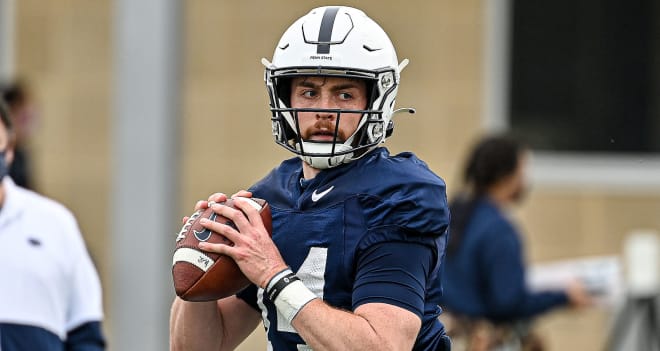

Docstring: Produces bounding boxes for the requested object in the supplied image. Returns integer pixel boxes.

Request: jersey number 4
[260,247,328,334]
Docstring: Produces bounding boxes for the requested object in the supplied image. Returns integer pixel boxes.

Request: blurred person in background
[439,134,593,351]
[0,100,105,350]
[1,80,38,189]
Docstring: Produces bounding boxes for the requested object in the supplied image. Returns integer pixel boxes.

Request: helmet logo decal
[380,73,394,89]
[317,7,340,54]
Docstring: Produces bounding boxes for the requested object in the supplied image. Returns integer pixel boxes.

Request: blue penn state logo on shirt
[193,212,217,242]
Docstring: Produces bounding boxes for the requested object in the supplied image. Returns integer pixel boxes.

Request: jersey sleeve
[360,168,450,237]
[352,235,436,319]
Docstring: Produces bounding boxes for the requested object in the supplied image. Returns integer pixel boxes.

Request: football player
[170,6,451,351]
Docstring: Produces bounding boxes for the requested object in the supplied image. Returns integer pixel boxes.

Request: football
[172,197,272,301]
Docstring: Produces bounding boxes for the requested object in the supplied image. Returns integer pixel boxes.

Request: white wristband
[273,279,317,323]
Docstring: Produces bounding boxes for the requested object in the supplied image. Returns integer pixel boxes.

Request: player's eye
[338,92,353,100]
[302,90,317,98]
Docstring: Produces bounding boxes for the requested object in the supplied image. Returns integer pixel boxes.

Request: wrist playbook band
[265,267,293,292]
[265,268,317,323]
[267,272,298,302]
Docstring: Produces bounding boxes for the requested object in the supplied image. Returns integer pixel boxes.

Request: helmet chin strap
[296,142,354,169]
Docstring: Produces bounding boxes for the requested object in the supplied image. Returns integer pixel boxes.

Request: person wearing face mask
[0,100,106,350]
[438,134,593,351]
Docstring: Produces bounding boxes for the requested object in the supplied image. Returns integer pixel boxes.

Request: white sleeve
[65,214,105,332]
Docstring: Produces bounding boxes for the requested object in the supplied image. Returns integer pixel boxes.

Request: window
[510,0,660,153]
[484,0,660,191]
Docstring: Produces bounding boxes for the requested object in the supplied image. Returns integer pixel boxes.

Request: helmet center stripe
[317,7,340,54]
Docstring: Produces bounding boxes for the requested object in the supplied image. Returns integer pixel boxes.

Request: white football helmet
[263,6,411,169]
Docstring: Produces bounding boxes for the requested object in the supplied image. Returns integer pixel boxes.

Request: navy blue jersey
[237,147,451,350]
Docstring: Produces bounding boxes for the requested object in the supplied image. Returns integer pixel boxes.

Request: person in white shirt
[0,100,106,350]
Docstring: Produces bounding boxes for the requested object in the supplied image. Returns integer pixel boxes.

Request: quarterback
[170,6,451,351]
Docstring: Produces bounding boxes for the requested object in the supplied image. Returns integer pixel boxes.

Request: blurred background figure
[0,100,106,350]
[439,134,593,351]
[1,80,37,190]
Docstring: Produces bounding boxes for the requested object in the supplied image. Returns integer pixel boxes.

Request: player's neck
[302,161,321,180]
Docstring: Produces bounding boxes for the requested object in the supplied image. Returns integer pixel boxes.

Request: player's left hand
[197,197,288,289]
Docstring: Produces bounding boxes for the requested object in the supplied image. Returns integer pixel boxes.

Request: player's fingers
[181,216,189,224]
[198,241,237,258]
[209,203,251,231]
[232,197,264,229]
[207,192,228,204]
[193,200,208,211]
[231,190,252,199]
[199,216,243,244]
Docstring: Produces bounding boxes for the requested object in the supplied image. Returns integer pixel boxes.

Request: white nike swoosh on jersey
[311,186,335,202]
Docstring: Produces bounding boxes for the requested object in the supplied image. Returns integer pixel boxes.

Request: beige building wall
[13,0,113,325]
[11,1,658,350]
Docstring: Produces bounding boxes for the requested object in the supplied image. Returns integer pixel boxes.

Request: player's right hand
[181,193,230,224]
[231,190,253,199]
[180,191,253,224]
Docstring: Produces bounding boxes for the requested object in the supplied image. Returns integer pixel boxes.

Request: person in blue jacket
[439,134,592,350]
[170,6,451,351]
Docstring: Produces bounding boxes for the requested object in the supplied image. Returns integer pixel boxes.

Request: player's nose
[315,95,338,120]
